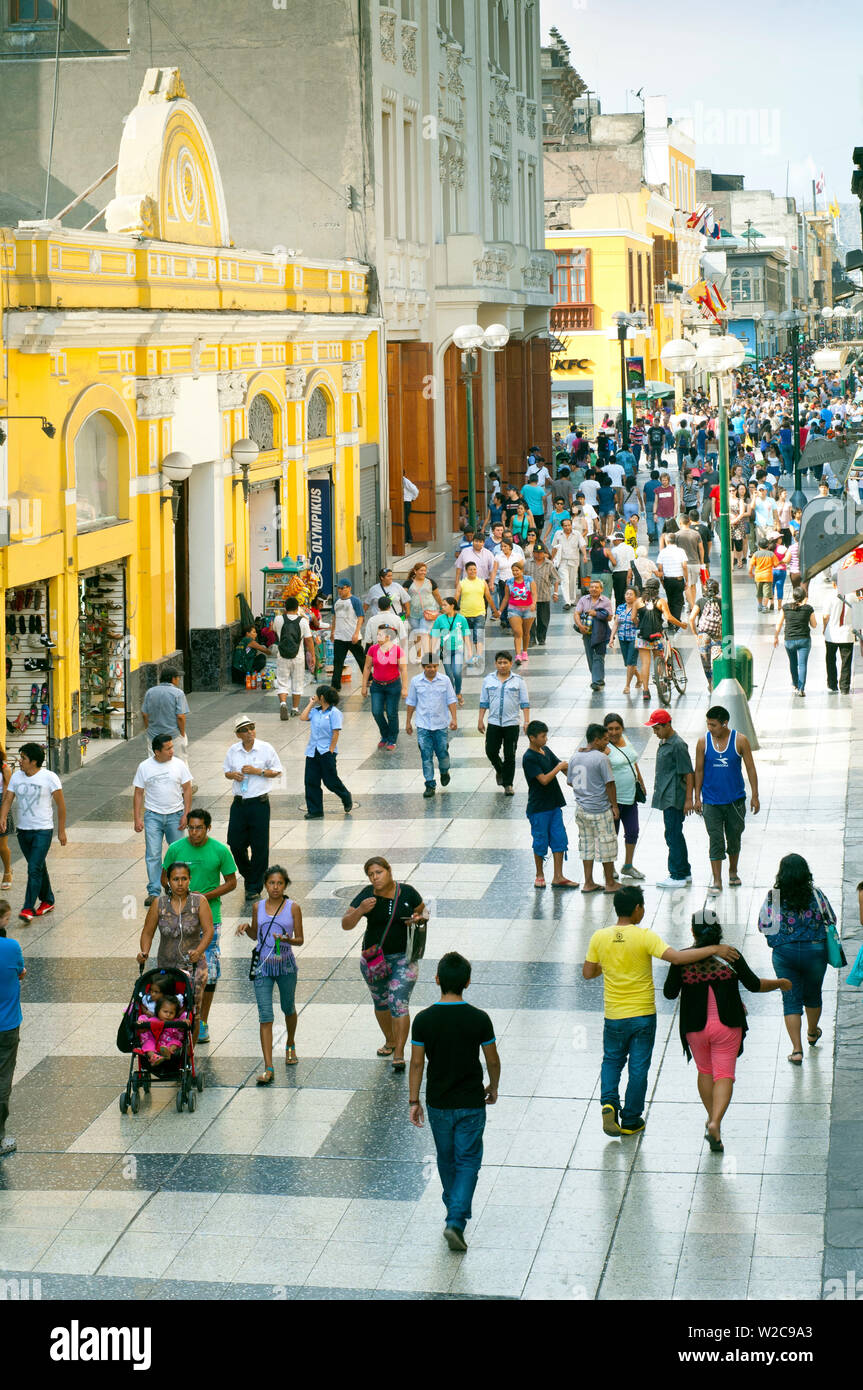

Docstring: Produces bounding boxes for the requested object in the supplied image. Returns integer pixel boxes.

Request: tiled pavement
[0,555,856,1301]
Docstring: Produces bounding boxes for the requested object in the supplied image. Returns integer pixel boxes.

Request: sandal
[0,880,11,890]
[534,876,547,889]
[551,878,579,889]
[807,1028,822,1047]
[728,874,742,887]
[285,1046,298,1065]
[256,1066,275,1085]
[706,1126,724,1153]
[392,1059,406,1073]
[376,1045,395,1057]
[581,884,603,894]
[787,1051,804,1066]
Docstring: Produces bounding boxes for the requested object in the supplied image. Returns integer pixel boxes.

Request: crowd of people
[0,344,861,1260]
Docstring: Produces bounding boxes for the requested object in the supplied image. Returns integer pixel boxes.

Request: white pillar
[188,459,227,630]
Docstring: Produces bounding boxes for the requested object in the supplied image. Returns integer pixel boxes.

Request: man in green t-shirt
[161,808,237,1042]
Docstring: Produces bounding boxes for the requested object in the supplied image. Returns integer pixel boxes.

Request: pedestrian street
[0,564,852,1301]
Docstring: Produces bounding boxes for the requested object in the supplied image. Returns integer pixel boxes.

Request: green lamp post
[453,322,510,532]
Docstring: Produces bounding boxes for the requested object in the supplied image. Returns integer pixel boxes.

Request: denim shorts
[770,941,829,1016]
[204,929,221,987]
[253,970,298,1023]
[527,806,568,857]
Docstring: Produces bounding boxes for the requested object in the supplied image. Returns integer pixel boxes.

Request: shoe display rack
[79,566,129,745]
[4,584,53,762]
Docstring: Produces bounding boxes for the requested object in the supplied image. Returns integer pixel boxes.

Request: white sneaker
[655,877,690,889]
[0,1136,16,1157]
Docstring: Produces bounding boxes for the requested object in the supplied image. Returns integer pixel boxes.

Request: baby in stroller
[140,973,185,1016]
[137,996,188,1067]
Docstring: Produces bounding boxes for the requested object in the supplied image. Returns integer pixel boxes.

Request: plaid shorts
[204,929,221,987]
[575,808,618,864]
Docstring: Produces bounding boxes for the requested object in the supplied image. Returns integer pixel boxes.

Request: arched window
[307,388,331,440]
[74,413,120,530]
[248,393,275,451]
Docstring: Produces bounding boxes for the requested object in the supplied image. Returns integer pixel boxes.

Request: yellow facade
[0,69,382,769]
[547,191,676,423]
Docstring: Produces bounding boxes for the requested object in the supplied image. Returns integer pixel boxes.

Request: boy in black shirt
[410,952,500,1252]
[521,720,578,889]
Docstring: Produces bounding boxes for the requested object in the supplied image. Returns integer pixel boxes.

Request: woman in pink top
[497,561,537,665]
[361,625,408,750]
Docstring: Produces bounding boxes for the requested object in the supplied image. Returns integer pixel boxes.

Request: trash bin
[734,645,754,698]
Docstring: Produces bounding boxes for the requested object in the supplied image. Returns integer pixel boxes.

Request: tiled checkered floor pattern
[0,559,851,1300]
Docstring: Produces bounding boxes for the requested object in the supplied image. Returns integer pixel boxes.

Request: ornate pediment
[135,375,179,419]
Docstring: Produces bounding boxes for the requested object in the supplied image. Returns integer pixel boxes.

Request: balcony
[551,303,595,331]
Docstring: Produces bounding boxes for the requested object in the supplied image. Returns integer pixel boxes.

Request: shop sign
[551,392,570,417]
[307,476,334,599]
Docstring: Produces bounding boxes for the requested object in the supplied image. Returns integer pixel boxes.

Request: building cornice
[545,228,654,247]
[3,309,384,352]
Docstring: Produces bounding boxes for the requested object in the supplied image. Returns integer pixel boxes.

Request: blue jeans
[443,654,464,697]
[645,508,658,542]
[370,679,400,744]
[583,635,606,685]
[426,1105,486,1230]
[662,807,691,880]
[601,1014,657,1127]
[785,638,811,692]
[16,827,54,912]
[771,941,829,1016]
[143,809,183,897]
[416,726,450,786]
[465,615,486,662]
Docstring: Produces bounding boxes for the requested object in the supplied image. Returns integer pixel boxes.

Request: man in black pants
[477,652,530,796]
[330,578,366,691]
[222,716,283,909]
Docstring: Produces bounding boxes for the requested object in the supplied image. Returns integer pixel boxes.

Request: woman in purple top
[757,853,832,1066]
[237,865,304,1083]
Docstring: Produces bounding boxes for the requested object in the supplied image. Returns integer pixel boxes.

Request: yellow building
[0,68,382,771]
[546,191,674,429]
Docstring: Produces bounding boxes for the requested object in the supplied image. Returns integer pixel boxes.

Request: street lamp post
[160,451,194,524]
[779,308,806,508]
[611,310,648,449]
[453,323,510,531]
[660,333,758,748]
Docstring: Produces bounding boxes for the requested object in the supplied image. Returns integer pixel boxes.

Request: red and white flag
[815,170,825,193]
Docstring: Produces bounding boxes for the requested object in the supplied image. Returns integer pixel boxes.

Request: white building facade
[372,0,554,551]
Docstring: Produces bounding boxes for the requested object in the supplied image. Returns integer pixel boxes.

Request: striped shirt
[614,603,639,643]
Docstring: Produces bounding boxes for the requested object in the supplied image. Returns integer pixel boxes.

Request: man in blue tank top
[693,706,760,896]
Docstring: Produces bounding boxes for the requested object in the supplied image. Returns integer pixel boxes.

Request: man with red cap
[646,710,694,888]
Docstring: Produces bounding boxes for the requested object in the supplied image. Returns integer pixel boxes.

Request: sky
[541,0,863,220]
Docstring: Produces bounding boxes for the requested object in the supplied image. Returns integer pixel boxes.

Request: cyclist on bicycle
[633,579,687,701]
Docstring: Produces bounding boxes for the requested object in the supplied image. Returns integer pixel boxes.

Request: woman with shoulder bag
[689,579,723,691]
[757,853,835,1065]
[603,713,647,881]
[341,856,428,1073]
[236,864,303,1083]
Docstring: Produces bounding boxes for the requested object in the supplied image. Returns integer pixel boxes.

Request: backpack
[278,615,302,660]
[696,599,722,640]
[638,600,664,640]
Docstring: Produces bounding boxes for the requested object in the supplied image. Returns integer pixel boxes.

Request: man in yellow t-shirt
[583,884,739,1136]
[454,560,499,667]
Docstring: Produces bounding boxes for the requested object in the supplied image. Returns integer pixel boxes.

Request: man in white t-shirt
[273,596,315,719]
[0,743,66,923]
[657,540,689,622]
[604,460,625,490]
[579,476,601,508]
[132,733,192,904]
[403,473,420,543]
[822,575,855,694]
[552,517,586,609]
[330,578,366,690]
[364,595,407,647]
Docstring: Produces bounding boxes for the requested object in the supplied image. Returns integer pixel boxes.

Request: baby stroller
[117,966,203,1114]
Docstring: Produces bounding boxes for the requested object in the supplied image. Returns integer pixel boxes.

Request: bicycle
[652,630,687,706]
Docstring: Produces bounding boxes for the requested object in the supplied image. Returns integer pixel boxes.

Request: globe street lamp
[611,310,648,449]
[160,451,194,524]
[821,304,834,344]
[231,437,260,505]
[660,333,758,748]
[453,323,510,530]
[779,308,806,506]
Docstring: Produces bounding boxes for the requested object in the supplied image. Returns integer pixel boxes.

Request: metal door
[359,446,381,593]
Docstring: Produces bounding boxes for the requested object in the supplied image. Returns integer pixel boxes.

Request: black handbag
[617,742,647,803]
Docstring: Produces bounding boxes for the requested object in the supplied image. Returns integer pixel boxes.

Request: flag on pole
[710,221,721,240]
[828,199,841,220]
[815,170,825,193]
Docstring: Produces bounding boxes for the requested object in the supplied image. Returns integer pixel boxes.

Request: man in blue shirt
[642,470,661,543]
[405,659,458,798]
[477,652,530,795]
[521,479,546,529]
[0,917,25,1157]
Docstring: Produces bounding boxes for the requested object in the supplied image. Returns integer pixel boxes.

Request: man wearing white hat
[223,715,283,909]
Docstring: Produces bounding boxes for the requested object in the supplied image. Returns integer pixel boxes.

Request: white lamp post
[453,322,510,529]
